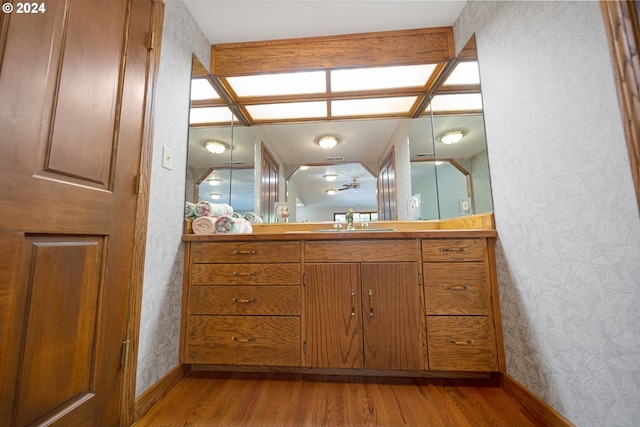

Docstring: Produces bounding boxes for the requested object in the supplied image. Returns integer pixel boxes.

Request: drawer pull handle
[368,289,374,317]
[232,336,256,343]
[439,247,467,253]
[232,298,256,304]
[233,249,256,255]
[442,284,470,291]
[446,338,475,345]
[233,272,258,277]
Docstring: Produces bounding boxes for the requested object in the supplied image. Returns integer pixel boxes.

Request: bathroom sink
[315,228,396,232]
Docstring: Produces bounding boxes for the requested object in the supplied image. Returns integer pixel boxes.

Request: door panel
[0,0,155,425]
[305,263,363,368]
[362,263,424,370]
[15,237,103,427]
[46,0,128,185]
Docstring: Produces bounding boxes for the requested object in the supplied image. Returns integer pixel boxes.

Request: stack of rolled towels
[186,201,262,235]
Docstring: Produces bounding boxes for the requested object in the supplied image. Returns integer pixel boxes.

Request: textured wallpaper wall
[455,2,640,425]
[136,1,210,397]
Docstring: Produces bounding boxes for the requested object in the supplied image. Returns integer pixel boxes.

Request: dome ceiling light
[323,174,338,181]
[439,130,465,145]
[204,140,228,154]
[325,188,337,195]
[318,135,339,149]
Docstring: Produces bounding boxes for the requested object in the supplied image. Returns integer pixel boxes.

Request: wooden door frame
[119,1,165,425]
[601,0,640,215]
[260,142,280,222]
[378,148,398,220]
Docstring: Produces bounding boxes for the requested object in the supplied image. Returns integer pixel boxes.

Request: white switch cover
[162,146,173,170]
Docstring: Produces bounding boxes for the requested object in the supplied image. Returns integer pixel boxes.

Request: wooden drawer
[186,315,300,366]
[423,263,490,315]
[191,263,301,285]
[189,286,301,315]
[192,241,301,263]
[422,239,486,262]
[305,240,418,262]
[426,316,497,372]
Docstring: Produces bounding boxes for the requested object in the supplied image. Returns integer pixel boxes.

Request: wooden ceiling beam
[210,27,455,76]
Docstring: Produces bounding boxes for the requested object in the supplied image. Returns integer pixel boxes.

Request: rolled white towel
[214,215,234,233]
[192,216,217,234]
[221,203,234,215]
[243,212,263,223]
[214,215,252,234]
[195,201,234,217]
[185,202,197,218]
[231,218,253,234]
[195,201,213,217]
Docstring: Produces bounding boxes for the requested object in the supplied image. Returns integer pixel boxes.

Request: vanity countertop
[182,228,497,242]
[183,213,497,241]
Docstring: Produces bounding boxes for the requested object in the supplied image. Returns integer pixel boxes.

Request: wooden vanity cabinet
[182,241,302,366]
[181,232,504,375]
[422,238,499,371]
[304,240,425,370]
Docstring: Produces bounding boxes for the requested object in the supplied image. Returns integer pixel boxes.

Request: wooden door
[362,263,425,370]
[0,1,155,425]
[260,144,279,222]
[305,263,363,368]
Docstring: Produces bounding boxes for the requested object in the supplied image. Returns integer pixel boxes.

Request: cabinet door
[362,263,425,370]
[306,263,363,368]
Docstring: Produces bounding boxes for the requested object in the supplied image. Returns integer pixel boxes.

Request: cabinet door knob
[232,298,257,304]
[368,289,374,317]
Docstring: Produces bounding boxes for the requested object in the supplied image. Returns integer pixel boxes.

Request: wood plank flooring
[133,371,550,427]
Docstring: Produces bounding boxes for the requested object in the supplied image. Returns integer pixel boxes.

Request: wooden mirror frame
[601,0,640,214]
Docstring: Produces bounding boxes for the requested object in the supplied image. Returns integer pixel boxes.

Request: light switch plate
[162,146,173,170]
[459,196,472,215]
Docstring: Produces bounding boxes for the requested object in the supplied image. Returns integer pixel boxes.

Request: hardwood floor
[133,371,552,426]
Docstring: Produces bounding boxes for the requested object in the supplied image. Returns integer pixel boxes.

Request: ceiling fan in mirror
[338,179,360,191]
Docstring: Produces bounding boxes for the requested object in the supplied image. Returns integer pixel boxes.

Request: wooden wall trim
[134,364,189,421]
[500,374,575,427]
[601,0,640,215]
[121,0,165,425]
[210,27,455,75]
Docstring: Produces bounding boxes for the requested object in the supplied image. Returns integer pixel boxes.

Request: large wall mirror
[186,31,492,224]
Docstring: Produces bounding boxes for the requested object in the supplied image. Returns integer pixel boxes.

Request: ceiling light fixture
[439,130,465,145]
[323,174,338,181]
[325,188,337,195]
[204,140,228,154]
[207,178,222,185]
[209,193,222,200]
[318,135,339,149]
